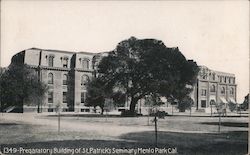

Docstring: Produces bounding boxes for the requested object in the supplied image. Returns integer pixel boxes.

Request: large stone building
[190,66,237,113]
[11,48,237,113]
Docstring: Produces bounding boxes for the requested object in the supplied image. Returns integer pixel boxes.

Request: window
[229,78,231,84]
[212,74,215,80]
[48,73,53,84]
[48,55,54,67]
[210,85,216,92]
[48,91,53,103]
[230,88,234,95]
[63,74,68,85]
[201,100,206,108]
[201,89,207,96]
[221,87,225,94]
[81,92,86,103]
[81,75,89,86]
[82,59,90,70]
[233,78,235,84]
[62,57,68,68]
[224,77,227,83]
[63,92,67,103]
[220,76,222,82]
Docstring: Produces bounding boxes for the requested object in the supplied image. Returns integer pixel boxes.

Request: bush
[121,110,142,117]
[228,102,237,112]
[149,110,168,119]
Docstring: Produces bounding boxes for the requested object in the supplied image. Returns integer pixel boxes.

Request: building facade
[191,66,237,113]
[11,48,237,113]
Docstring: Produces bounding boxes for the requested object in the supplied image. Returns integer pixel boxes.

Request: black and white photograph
[0,1,249,155]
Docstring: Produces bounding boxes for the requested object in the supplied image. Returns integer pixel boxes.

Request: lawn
[0,114,248,155]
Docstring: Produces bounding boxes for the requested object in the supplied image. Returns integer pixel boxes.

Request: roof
[198,65,235,77]
[27,47,108,56]
[28,47,75,54]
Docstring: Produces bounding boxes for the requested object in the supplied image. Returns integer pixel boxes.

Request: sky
[0,0,249,102]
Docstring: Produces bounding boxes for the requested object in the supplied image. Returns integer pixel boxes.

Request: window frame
[63,92,67,103]
[48,73,53,84]
[63,74,68,85]
[48,55,54,67]
[48,91,53,103]
[81,75,89,86]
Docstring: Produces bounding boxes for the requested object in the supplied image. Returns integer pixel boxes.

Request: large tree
[97,37,199,115]
[0,64,47,113]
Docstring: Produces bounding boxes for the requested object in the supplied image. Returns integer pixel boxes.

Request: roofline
[27,48,76,54]
[198,65,235,76]
[27,47,108,55]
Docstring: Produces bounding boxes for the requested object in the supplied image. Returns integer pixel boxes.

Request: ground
[0,113,248,155]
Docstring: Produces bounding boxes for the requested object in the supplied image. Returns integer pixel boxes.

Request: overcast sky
[1,1,249,102]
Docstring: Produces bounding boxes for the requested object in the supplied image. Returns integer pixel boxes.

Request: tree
[177,96,194,112]
[240,94,249,110]
[0,64,47,113]
[85,77,107,114]
[228,101,237,112]
[97,37,199,115]
[111,91,126,107]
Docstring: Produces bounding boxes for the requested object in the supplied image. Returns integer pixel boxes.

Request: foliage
[228,102,237,112]
[0,64,47,112]
[144,95,165,117]
[85,77,107,114]
[97,37,199,115]
[240,94,249,110]
[177,96,194,112]
[111,91,126,107]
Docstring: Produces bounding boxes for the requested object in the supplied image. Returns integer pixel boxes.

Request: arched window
[212,74,215,80]
[63,74,68,85]
[48,73,53,84]
[48,55,54,67]
[210,85,216,92]
[82,59,90,70]
[81,75,89,86]
[230,88,234,95]
[221,87,225,94]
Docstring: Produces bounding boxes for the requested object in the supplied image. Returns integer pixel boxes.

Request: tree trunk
[129,97,139,115]
[101,107,104,115]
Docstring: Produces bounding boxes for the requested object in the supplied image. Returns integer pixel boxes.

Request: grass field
[0,113,248,155]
